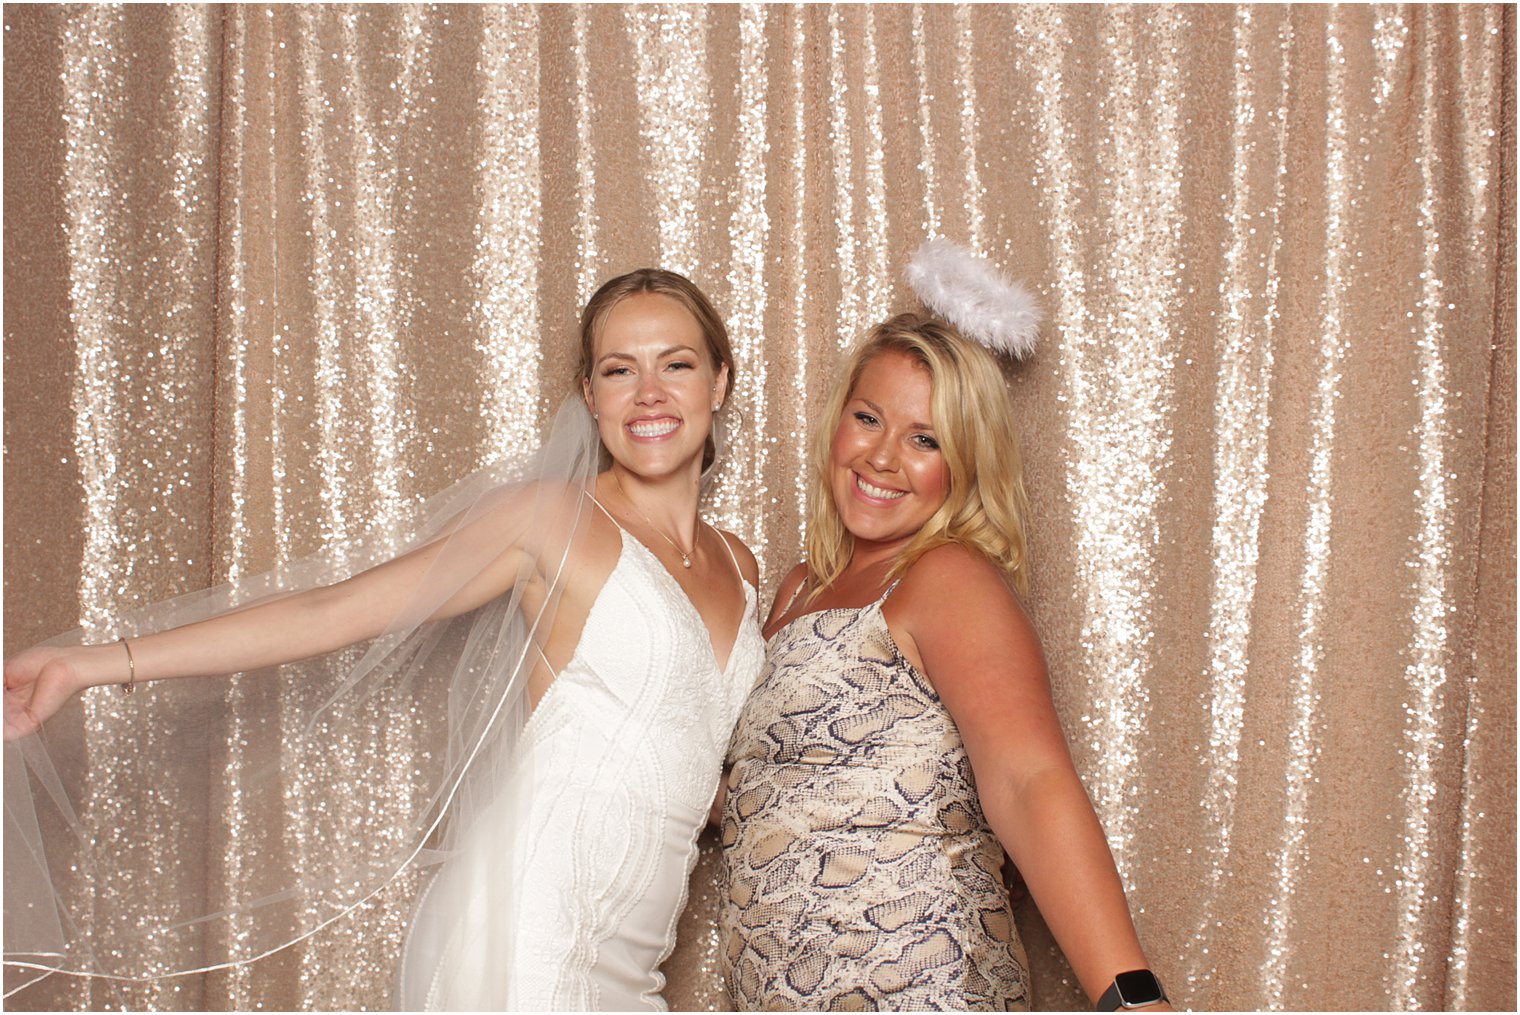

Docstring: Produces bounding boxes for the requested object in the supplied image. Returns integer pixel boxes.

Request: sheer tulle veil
[4,397,603,999]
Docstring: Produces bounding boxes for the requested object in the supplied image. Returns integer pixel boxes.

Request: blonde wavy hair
[804,312,1032,598]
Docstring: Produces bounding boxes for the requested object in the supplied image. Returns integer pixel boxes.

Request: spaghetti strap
[714,528,746,586]
[785,574,897,616]
[780,572,810,614]
[586,493,620,527]
[531,639,556,678]
[591,489,744,591]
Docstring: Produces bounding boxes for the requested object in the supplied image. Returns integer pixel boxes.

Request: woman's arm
[4,484,557,740]
[891,544,1168,1010]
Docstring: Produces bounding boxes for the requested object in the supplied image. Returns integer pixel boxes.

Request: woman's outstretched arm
[4,484,557,740]
[891,543,1170,1010]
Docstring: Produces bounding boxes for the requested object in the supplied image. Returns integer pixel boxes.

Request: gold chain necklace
[613,475,697,568]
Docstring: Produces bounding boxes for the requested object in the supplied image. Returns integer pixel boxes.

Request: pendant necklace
[615,476,697,568]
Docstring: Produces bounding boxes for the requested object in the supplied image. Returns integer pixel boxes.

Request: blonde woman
[720,312,1169,1011]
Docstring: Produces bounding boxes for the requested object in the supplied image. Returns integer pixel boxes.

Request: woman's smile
[626,415,682,440]
[851,471,908,503]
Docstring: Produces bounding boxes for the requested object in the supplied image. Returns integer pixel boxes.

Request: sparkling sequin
[1388,6,1485,1009]
[708,5,770,558]
[953,5,985,252]
[1443,7,1506,1008]
[912,4,940,240]
[1026,5,1182,880]
[1263,12,1355,1006]
[826,7,860,352]
[4,7,1511,1012]
[859,7,890,322]
[627,5,710,279]
[57,3,220,1007]
[572,5,601,307]
[64,4,126,641]
[214,10,260,1006]
[786,6,813,557]
[341,8,413,536]
[473,5,545,457]
[1185,5,1289,997]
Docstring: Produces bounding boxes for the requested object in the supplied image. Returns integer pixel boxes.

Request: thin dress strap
[713,527,747,586]
[780,571,811,614]
[774,571,893,634]
[586,492,620,527]
[532,492,619,681]
[787,573,897,613]
[522,491,620,679]
[591,490,742,590]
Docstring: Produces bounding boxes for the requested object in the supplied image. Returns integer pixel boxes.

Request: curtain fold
[3,4,1513,1010]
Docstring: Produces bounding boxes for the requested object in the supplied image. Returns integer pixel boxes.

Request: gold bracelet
[118,637,136,695]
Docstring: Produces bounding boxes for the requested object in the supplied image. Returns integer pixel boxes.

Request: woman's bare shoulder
[716,529,762,588]
[903,541,1010,587]
[779,560,810,588]
[469,479,595,552]
[896,543,1035,640]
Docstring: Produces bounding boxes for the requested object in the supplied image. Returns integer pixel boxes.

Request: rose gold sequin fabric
[2,5,1513,1011]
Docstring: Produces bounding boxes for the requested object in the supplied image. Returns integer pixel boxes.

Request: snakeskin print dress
[720,591,1030,1011]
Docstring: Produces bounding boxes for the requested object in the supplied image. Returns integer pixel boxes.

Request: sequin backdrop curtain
[3,3,1514,1011]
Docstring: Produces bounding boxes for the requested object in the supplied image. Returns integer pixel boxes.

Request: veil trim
[4,398,604,996]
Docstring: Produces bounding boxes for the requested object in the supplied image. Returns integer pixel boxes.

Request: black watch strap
[1096,969,1166,1011]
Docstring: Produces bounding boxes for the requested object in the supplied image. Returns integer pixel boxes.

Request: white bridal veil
[4,398,603,1001]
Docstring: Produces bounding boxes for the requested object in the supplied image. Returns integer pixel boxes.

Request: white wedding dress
[399,509,764,1011]
[3,402,764,1007]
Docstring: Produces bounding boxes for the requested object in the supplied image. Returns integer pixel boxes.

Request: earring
[712,404,721,412]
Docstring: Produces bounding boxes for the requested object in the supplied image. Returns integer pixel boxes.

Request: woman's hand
[3,644,116,741]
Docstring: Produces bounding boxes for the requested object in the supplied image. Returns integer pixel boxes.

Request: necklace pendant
[681,555,692,568]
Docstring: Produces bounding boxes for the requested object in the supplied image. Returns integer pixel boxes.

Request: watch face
[1115,970,1165,1007]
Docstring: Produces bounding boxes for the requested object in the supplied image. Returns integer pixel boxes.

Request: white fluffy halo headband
[905,238,1041,360]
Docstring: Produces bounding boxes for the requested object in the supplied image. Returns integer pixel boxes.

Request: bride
[4,268,765,1010]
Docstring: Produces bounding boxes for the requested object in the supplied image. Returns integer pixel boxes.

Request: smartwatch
[1096,969,1167,1011]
